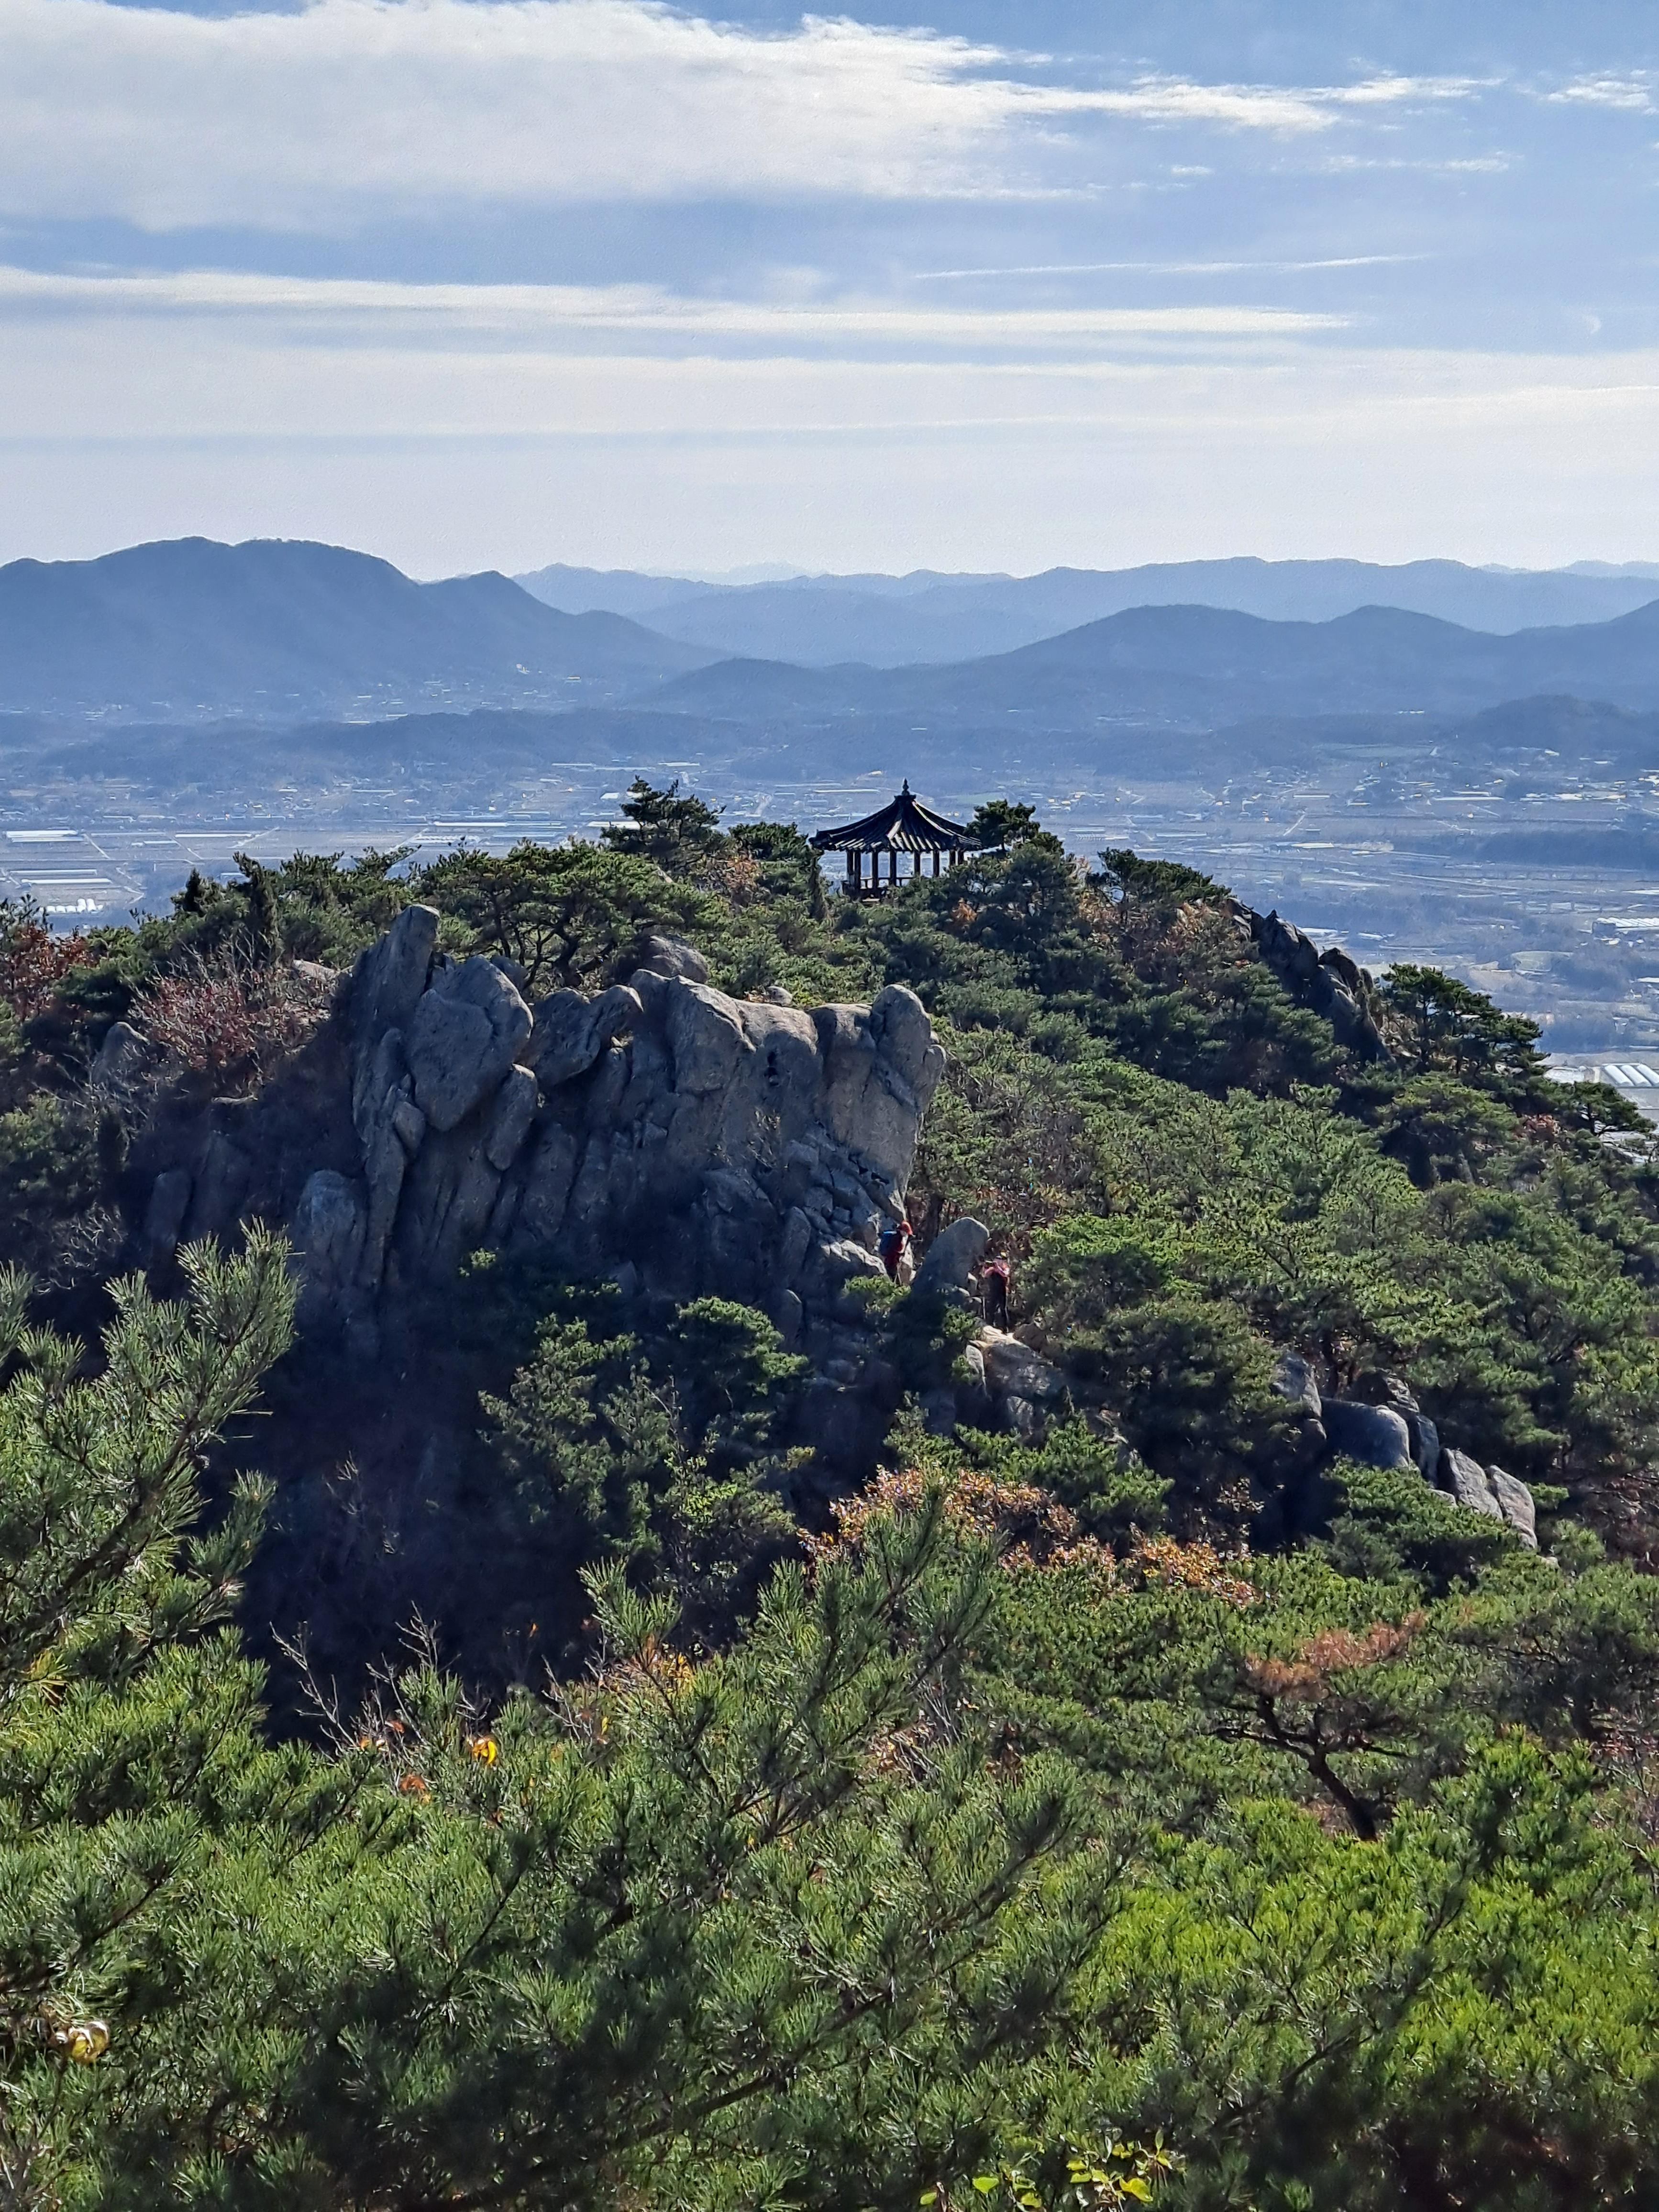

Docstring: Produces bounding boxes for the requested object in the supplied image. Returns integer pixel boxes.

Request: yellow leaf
[59,2021,110,2064]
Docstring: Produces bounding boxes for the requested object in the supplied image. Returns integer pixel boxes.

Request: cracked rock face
[295,917,946,1338]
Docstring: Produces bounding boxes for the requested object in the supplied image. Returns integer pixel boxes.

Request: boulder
[1438,1446,1504,1520]
[1486,1464,1539,1548]
[978,1327,1067,1404]
[1272,1353,1322,1420]
[912,1217,989,1302]
[1321,1397,1414,1471]
[91,1018,151,1093]
[869,984,946,1104]
[1353,1370,1418,1414]
[1351,1373,1438,1478]
[529,985,641,1091]
[484,1066,539,1172]
[956,1340,994,1426]
[291,1170,367,1325]
[666,980,752,1096]
[351,903,437,1110]
[1002,1395,1040,1438]
[815,987,946,1187]
[636,933,709,984]
[406,956,533,1133]
[1409,1412,1441,1485]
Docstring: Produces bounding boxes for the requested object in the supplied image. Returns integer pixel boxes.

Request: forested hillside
[6,791,1659,2208]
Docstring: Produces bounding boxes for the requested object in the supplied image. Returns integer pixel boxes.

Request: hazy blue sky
[3,0,1658,575]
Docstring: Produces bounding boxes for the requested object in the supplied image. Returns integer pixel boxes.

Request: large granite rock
[305,921,946,1338]
[1438,1446,1504,1520]
[1321,1397,1415,1471]
[350,904,438,1120]
[1437,1446,1537,1546]
[636,933,709,984]
[1272,1353,1322,1421]
[912,1217,989,1302]
[1485,1464,1539,1548]
[406,957,533,1133]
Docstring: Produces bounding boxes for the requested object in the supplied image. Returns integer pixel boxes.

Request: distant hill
[0,539,714,720]
[650,599,1659,730]
[518,556,1659,668]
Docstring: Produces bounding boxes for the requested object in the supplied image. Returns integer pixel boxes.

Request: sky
[3,0,1659,577]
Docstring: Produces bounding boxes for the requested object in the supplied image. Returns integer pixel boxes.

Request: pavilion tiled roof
[810,782,972,853]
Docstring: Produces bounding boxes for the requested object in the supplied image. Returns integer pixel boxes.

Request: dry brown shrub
[694,847,764,904]
[130,950,322,1084]
[810,1464,1077,1559]
[1127,1533,1257,1607]
[810,1469,1263,1602]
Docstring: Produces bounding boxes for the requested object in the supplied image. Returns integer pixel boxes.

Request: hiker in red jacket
[980,1253,1011,1330]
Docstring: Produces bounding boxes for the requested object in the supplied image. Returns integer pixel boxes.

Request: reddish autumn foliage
[0,907,91,1023]
[1238,1615,1426,1704]
[130,952,322,1082]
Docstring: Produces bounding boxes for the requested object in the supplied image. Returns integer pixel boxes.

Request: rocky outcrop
[1270,1357,1538,1547]
[1240,906,1388,1061]
[258,911,950,1350]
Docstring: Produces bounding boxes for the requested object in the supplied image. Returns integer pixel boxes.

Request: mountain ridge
[648,595,1659,729]
[0,537,715,720]
[518,554,1659,668]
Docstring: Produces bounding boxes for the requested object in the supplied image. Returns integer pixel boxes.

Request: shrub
[128,948,323,1084]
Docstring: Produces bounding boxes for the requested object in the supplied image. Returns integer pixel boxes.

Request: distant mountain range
[649,597,1659,730]
[516,556,1659,669]
[12,537,1659,739]
[0,539,714,720]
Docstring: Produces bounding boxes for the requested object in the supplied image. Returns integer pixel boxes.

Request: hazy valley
[13,540,1659,1066]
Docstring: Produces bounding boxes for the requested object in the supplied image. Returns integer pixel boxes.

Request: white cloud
[0,0,1481,228]
[911,255,1425,280]
[0,264,1344,348]
[1543,74,1654,112]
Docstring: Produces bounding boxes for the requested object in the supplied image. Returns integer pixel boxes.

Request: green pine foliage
[10,784,1659,2202]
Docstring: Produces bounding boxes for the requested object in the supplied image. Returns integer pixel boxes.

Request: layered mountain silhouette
[518,556,1659,669]
[0,539,714,719]
[12,537,1659,734]
[652,598,1659,728]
